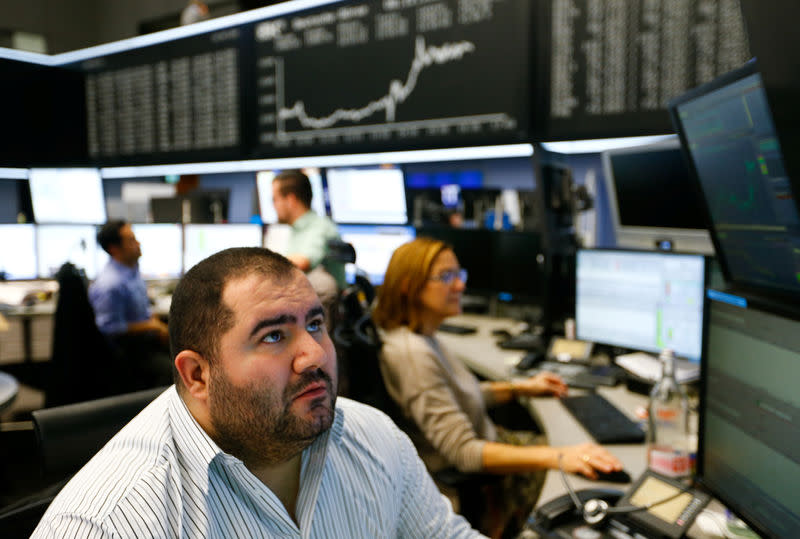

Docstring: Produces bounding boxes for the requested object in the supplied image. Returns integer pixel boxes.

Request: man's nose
[292,331,328,373]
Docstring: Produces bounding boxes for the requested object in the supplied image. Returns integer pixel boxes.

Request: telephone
[526,470,710,539]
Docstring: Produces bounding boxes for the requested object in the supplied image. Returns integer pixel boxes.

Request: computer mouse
[491,329,513,339]
[594,469,632,484]
[516,351,544,371]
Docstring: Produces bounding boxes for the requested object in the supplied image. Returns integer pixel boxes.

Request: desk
[436,314,648,504]
[0,370,19,412]
[0,302,55,365]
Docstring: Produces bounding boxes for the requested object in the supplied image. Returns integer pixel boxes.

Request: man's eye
[262,330,283,344]
[307,319,323,333]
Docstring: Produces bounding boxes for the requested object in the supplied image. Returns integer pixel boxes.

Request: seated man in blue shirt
[89,220,171,385]
[33,247,482,538]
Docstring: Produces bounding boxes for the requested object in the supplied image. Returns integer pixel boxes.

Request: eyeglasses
[429,268,468,285]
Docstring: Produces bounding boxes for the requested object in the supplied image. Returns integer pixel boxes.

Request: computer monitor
[256,168,326,224]
[337,225,416,285]
[327,166,407,224]
[130,224,183,280]
[0,224,37,280]
[576,249,707,362]
[602,138,714,255]
[150,189,229,224]
[699,292,800,538]
[36,224,102,280]
[415,226,494,294]
[669,61,800,298]
[29,168,106,224]
[489,230,546,303]
[183,223,262,272]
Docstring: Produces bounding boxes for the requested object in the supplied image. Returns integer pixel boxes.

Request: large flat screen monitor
[327,167,407,225]
[130,223,183,280]
[669,61,800,298]
[29,168,106,224]
[183,223,262,273]
[700,292,800,538]
[36,224,102,280]
[576,249,706,362]
[415,226,494,294]
[256,168,326,224]
[337,225,416,285]
[489,230,546,303]
[602,138,714,255]
[0,224,37,280]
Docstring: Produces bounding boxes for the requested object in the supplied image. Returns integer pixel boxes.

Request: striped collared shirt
[31,386,484,538]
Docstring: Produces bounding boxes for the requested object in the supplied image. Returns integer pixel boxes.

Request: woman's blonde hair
[373,237,450,332]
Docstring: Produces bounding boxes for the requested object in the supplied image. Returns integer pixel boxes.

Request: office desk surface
[436,314,648,505]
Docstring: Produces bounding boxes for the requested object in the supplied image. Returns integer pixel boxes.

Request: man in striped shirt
[32,247,483,538]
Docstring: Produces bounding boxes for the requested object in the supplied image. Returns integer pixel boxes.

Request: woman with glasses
[373,237,621,538]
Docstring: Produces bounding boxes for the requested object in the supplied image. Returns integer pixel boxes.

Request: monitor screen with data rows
[699,293,800,538]
[576,249,706,362]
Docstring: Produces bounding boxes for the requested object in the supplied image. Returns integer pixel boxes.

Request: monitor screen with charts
[256,168,326,224]
[36,224,103,280]
[130,224,183,280]
[29,168,106,224]
[576,249,706,362]
[183,224,262,273]
[337,225,415,285]
[0,224,37,280]
[327,167,407,224]
[699,292,800,538]
[669,61,800,298]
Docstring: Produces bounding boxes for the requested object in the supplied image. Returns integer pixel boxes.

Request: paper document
[615,352,700,383]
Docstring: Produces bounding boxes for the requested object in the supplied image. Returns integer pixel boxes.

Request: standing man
[272,169,346,294]
[89,220,170,385]
[33,247,483,538]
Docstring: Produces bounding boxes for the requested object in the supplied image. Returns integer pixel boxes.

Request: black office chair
[46,263,128,407]
[332,279,498,531]
[0,387,166,537]
[32,386,167,484]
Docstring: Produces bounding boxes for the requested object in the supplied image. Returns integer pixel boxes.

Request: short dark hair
[169,247,297,388]
[96,220,128,254]
[274,169,312,209]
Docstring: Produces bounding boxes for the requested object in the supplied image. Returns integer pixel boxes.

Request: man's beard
[208,367,336,467]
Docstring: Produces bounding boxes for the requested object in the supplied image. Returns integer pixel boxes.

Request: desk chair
[0,386,166,537]
[32,386,167,484]
[47,263,126,407]
[332,279,498,531]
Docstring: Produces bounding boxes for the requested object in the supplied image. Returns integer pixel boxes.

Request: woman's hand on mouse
[512,372,569,397]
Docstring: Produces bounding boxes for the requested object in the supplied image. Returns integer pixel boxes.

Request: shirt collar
[291,210,317,230]
[109,258,140,278]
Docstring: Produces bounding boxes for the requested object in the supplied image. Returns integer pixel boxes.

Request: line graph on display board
[251,0,532,154]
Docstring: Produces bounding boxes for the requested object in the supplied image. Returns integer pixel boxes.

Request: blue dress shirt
[89,259,152,335]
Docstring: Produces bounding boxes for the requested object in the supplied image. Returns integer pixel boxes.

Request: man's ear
[175,350,210,402]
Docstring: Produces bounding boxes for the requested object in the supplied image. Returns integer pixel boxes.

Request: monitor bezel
[601,137,714,255]
[698,290,800,539]
[575,247,709,362]
[667,60,800,303]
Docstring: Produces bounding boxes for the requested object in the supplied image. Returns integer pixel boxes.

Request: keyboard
[438,323,478,335]
[560,393,645,444]
[498,332,544,351]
